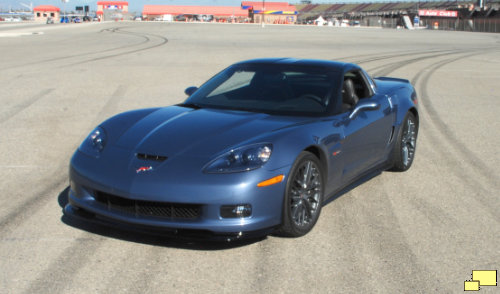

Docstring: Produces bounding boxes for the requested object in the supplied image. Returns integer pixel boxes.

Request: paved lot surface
[0,22,499,293]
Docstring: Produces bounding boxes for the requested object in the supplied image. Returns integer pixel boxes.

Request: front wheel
[277,151,324,237]
[390,112,418,171]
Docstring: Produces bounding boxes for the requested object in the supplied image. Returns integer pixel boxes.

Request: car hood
[114,106,309,158]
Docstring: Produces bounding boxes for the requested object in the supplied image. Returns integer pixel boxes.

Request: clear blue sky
[1,0,291,13]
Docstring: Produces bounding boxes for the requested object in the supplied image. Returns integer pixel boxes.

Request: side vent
[136,153,168,162]
[388,126,395,144]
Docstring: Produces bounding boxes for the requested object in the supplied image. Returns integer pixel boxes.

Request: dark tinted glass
[185,64,340,116]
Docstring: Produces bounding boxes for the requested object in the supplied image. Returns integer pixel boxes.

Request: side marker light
[257,174,284,187]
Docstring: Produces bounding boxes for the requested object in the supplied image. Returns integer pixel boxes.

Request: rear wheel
[278,151,324,237]
[390,112,418,171]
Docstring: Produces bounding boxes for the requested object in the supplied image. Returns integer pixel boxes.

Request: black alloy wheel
[278,151,324,237]
[391,112,418,171]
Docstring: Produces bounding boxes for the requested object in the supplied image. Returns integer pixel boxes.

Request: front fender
[259,120,341,188]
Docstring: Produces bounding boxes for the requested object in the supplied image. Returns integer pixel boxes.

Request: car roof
[234,58,359,72]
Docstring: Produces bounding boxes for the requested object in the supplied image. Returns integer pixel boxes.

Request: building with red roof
[97,1,129,21]
[142,1,296,24]
[241,1,297,24]
[33,5,60,22]
[143,5,248,22]
[143,5,248,17]
[241,1,296,13]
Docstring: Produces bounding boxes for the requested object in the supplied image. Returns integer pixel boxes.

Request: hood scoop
[136,153,168,162]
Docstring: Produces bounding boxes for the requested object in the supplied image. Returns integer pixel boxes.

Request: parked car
[4,17,21,22]
[66,58,419,241]
[175,14,188,21]
[194,14,214,22]
[350,20,361,27]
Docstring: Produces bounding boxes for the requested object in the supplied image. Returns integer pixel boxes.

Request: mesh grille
[94,191,201,219]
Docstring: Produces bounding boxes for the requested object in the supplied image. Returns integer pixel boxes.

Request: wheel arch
[408,107,419,126]
[390,83,419,127]
[303,145,329,180]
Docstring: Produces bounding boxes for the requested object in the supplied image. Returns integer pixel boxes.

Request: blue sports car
[66,58,418,240]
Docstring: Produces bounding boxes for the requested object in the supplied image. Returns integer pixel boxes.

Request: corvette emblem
[136,166,153,173]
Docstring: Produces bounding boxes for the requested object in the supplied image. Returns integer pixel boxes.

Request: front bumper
[67,151,290,239]
[64,203,275,242]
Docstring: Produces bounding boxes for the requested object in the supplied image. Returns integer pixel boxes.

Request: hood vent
[136,153,167,162]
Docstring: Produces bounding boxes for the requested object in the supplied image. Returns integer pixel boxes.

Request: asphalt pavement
[0,22,499,293]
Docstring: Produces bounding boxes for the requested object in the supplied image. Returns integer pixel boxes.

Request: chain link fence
[421,17,500,33]
[358,16,500,33]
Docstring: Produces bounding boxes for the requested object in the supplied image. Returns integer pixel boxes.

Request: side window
[342,70,373,112]
[344,70,371,99]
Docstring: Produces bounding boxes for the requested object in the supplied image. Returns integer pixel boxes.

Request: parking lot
[0,22,499,293]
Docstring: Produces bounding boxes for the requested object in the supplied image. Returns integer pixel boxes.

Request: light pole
[61,0,68,22]
[261,0,265,27]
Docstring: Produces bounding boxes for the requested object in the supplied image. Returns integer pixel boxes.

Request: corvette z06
[66,58,419,241]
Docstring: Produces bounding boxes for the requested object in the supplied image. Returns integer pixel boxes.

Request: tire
[277,151,324,237]
[390,112,418,171]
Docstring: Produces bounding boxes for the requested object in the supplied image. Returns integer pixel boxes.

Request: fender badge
[136,166,153,173]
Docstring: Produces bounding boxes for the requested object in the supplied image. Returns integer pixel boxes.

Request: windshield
[184,64,341,116]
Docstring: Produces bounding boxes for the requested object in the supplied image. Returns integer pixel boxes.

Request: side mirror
[184,86,198,96]
[348,101,380,120]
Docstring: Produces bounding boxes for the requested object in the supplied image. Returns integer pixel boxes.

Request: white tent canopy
[315,15,326,26]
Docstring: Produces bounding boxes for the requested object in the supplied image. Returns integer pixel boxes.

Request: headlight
[78,127,107,157]
[204,144,272,173]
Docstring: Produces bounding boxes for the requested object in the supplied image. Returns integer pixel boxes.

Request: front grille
[94,191,201,219]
